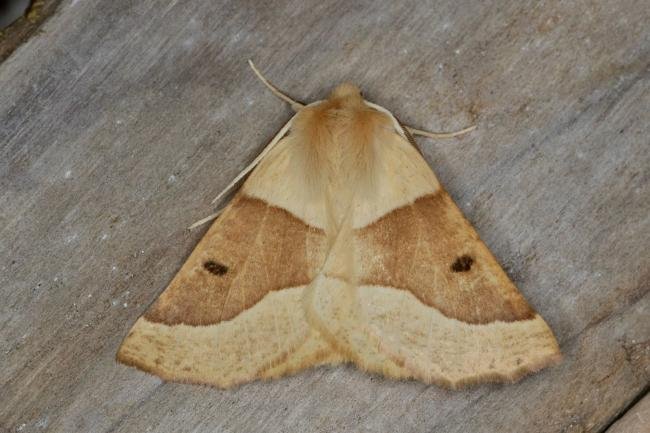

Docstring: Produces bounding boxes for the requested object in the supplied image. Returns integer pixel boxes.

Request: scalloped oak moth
[116,63,561,389]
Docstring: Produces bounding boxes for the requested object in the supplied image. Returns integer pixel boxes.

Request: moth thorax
[330,82,362,100]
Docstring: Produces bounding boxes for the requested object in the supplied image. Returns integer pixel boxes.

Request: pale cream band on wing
[358,285,561,386]
[307,275,560,388]
[118,286,313,388]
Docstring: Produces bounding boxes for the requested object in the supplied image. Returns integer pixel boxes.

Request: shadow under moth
[117,62,561,389]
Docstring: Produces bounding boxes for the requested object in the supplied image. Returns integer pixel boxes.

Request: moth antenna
[365,101,476,140]
[188,116,296,230]
[188,208,224,230]
[248,60,305,111]
[406,124,477,139]
[208,117,294,204]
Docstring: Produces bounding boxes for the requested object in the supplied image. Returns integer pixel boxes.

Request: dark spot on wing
[451,255,474,272]
[203,260,228,276]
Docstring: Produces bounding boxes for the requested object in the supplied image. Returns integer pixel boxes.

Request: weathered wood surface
[607,394,650,433]
[1,0,648,432]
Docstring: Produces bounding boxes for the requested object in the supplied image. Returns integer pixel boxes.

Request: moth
[117,62,561,389]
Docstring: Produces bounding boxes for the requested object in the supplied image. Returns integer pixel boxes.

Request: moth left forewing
[117,135,333,388]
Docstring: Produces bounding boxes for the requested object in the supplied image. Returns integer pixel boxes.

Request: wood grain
[0,0,648,432]
[605,394,650,433]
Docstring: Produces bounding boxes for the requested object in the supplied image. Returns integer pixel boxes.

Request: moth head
[330,82,363,102]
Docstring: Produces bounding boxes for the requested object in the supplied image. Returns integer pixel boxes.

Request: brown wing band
[145,195,325,326]
[354,191,536,324]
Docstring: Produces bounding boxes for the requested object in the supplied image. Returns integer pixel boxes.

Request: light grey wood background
[1,0,648,432]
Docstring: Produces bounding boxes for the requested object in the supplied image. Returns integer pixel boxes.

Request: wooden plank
[0,0,64,63]
[0,0,648,432]
[605,393,650,433]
